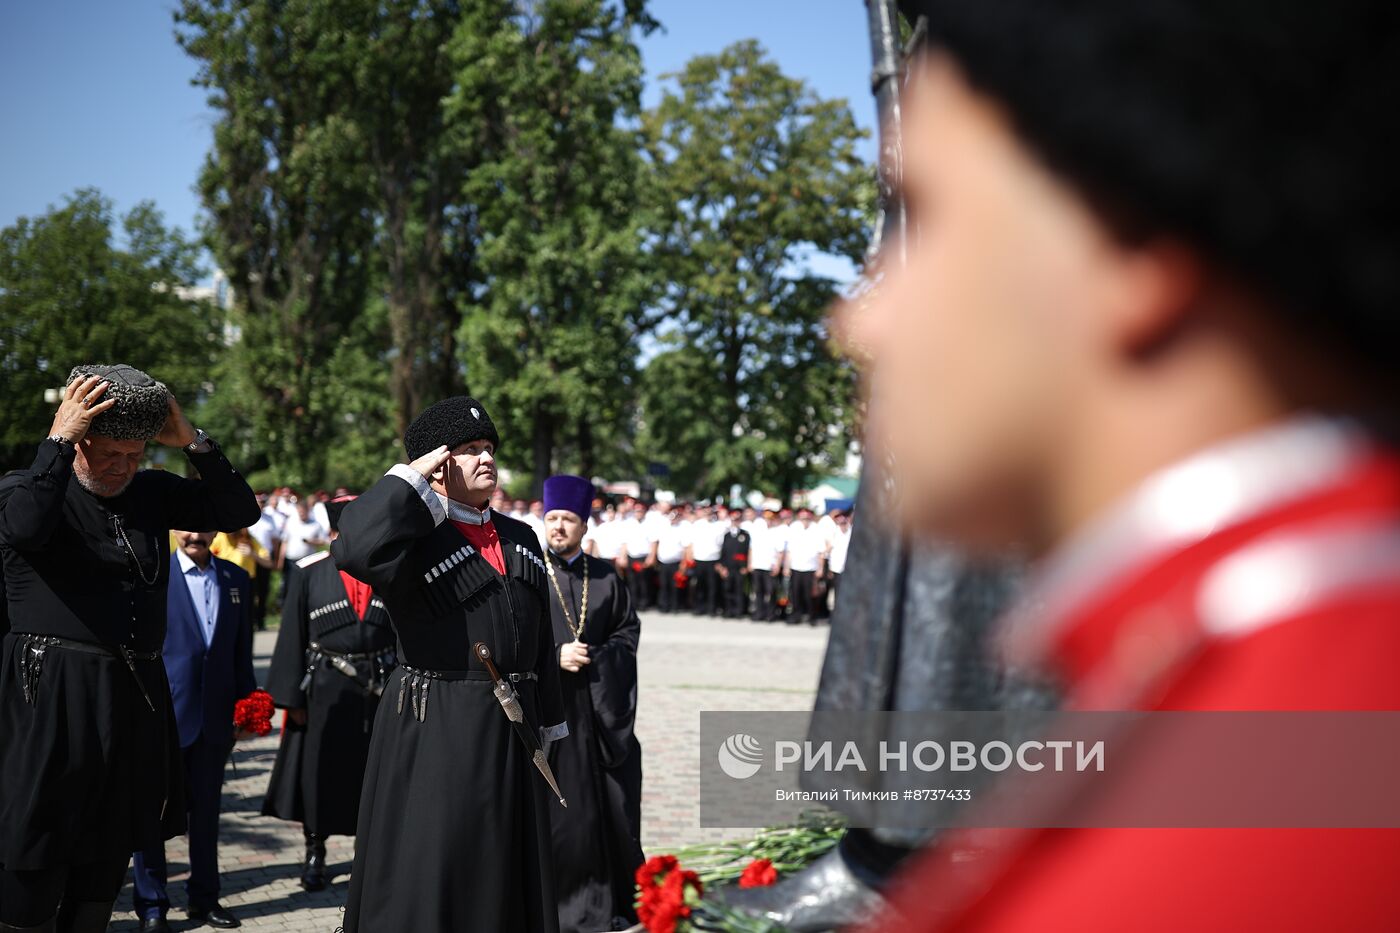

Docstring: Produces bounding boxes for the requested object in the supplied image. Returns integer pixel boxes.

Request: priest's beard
[74,461,134,498]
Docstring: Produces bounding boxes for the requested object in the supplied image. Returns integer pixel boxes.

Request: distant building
[798,475,859,514]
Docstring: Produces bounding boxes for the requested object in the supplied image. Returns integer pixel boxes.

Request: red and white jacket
[870,417,1400,932]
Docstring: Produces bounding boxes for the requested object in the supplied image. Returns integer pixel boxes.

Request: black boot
[301,833,328,891]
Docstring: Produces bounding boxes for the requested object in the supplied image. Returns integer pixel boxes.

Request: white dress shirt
[282,514,327,562]
[687,519,724,562]
[785,522,826,573]
[656,522,688,564]
[828,526,853,575]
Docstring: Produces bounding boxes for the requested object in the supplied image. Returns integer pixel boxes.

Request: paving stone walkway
[109,612,828,931]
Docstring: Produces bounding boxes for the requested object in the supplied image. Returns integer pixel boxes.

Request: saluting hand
[48,373,115,443]
[410,444,452,483]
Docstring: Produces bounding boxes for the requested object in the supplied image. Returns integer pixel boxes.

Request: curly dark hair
[901,0,1400,378]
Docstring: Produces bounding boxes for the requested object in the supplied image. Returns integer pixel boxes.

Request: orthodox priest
[540,475,644,933]
[262,494,397,892]
[0,365,258,933]
[331,397,568,933]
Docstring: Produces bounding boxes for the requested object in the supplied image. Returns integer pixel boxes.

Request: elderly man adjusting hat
[540,475,645,933]
[330,397,567,933]
[0,364,258,933]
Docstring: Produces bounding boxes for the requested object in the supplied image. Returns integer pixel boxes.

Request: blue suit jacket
[164,553,257,749]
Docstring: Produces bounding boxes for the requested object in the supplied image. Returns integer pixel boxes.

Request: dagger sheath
[473,642,568,807]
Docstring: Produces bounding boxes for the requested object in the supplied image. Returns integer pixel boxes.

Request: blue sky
[0,1,877,247]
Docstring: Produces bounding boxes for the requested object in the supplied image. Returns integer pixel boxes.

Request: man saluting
[332,397,568,933]
[0,364,258,933]
[540,475,645,933]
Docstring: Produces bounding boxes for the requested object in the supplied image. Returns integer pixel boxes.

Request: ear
[1098,239,1203,356]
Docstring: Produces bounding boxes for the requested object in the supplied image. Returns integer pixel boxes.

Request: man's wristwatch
[185,429,213,453]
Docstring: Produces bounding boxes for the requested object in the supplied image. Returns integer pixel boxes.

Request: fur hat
[324,494,356,533]
[66,364,170,441]
[404,396,500,461]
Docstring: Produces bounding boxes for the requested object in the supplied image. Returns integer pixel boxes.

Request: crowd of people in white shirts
[492,489,854,625]
[239,486,854,627]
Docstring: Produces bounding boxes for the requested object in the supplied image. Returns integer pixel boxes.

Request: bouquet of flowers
[232,688,275,737]
[633,812,845,932]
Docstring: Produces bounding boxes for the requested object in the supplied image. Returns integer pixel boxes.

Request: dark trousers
[626,560,654,610]
[252,568,271,631]
[827,571,842,615]
[656,562,680,612]
[751,570,776,621]
[722,566,748,617]
[133,732,227,918]
[279,559,302,606]
[693,560,720,615]
[790,570,817,622]
[0,857,128,927]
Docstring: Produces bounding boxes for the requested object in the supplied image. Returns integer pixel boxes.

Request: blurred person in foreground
[0,365,258,932]
[262,495,397,893]
[842,2,1400,930]
[540,475,644,933]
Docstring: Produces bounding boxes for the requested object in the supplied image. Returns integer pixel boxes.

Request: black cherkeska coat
[331,471,568,933]
[543,549,645,933]
[0,437,259,870]
[262,550,397,836]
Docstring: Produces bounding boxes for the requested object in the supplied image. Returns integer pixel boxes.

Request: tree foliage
[0,189,218,469]
[3,19,875,499]
[176,0,381,487]
[637,41,873,497]
[454,0,656,495]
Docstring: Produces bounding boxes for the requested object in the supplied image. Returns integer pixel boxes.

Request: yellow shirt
[211,533,269,578]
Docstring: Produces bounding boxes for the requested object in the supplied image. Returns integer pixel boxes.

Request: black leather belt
[399,663,536,683]
[16,633,160,709]
[396,664,536,723]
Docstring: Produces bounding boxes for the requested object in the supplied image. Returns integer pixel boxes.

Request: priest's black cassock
[544,548,644,933]
[262,549,397,836]
[331,468,568,933]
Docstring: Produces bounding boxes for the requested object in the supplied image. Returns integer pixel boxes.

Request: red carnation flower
[739,858,778,888]
[232,689,275,736]
[635,855,703,933]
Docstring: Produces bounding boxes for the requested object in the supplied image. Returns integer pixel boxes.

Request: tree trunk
[577,416,595,479]
[531,408,555,498]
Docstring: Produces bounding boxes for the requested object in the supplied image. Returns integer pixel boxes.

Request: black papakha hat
[65,364,171,441]
[404,396,500,461]
[324,494,356,533]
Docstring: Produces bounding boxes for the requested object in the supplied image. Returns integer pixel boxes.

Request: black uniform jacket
[330,468,567,933]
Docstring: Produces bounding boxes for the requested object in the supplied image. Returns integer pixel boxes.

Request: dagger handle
[473,641,504,682]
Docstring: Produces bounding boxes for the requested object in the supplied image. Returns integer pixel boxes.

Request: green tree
[177,0,384,487]
[454,0,656,494]
[354,0,491,435]
[0,189,219,470]
[638,40,872,498]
